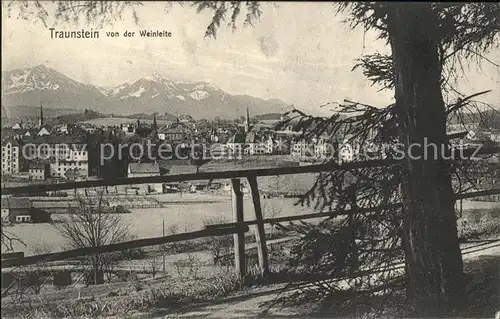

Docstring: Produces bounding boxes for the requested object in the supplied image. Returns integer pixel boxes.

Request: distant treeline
[253,113,283,121]
[114,112,177,121]
[449,109,500,128]
[50,109,104,125]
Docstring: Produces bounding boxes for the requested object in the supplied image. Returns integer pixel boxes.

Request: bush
[202,216,233,266]
[458,208,500,240]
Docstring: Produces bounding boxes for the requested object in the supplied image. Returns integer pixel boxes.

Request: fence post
[231,178,246,279]
[247,175,270,277]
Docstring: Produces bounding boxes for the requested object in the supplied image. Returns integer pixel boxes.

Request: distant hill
[118,112,177,121]
[254,113,283,121]
[1,105,82,127]
[50,109,105,126]
[2,65,291,119]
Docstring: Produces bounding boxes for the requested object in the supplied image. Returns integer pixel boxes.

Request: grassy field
[4,195,498,256]
[4,195,314,255]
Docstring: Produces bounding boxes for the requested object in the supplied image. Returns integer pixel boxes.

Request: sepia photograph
[1,1,499,318]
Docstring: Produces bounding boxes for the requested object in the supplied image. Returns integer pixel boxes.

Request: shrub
[202,216,234,266]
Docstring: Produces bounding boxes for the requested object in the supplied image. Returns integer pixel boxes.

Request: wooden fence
[2,147,499,279]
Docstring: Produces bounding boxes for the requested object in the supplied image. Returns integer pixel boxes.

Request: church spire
[153,113,158,132]
[39,104,44,128]
[245,107,250,133]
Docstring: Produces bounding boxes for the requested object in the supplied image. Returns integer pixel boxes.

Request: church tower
[245,107,250,133]
[38,104,44,128]
[152,113,158,132]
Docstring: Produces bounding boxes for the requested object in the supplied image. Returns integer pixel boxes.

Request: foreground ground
[3,238,498,319]
[2,201,498,318]
[132,241,500,318]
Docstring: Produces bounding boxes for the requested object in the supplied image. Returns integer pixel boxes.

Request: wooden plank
[1,158,400,195]
[455,188,500,200]
[447,131,468,140]
[206,188,500,230]
[247,175,270,277]
[2,225,249,268]
[231,179,246,279]
[206,203,403,229]
[1,252,24,260]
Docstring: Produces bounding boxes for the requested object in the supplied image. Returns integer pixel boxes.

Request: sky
[2,2,499,115]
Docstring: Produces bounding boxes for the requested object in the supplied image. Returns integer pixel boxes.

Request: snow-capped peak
[3,64,84,94]
[195,82,221,92]
[189,90,211,100]
[144,72,169,83]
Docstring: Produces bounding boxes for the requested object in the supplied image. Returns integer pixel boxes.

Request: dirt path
[149,241,500,318]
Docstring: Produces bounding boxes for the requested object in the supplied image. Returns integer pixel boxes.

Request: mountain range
[1,65,290,119]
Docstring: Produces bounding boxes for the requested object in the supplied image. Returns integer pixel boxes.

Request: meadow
[5,195,315,255]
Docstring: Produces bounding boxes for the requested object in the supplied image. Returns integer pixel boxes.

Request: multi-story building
[1,139,20,175]
[28,162,50,180]
[226,132,246,158]
[314,139,330,158]
[291,139,307,158]
[22,136,89,179]
[49,144,88,178]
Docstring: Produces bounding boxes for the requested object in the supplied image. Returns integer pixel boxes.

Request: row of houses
[2,106,90,179]
[1,137,89,180]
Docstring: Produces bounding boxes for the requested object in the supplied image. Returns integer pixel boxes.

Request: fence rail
[205,188,500,229]
[1,225,249,268]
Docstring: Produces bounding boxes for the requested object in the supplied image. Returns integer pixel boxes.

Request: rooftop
[22,135,86,145]
[1,197,31,209]
[128,162,160,174]
[29,162,49,169]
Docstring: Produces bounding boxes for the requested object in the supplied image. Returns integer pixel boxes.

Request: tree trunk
[387,4,465,315]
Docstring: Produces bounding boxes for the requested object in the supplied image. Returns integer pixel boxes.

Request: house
[291,139,307,158]
[37,125,52,137]
[64,168,88,180]
[121,124,136,135]
[127,162,162,194]
[162,122,192,143]
[209,144,229,158]
[157,126,167,141]
[226,130,274,156]
[22,136,89,179]
[49,144,89,179]
[168,164,198,175]
[1,127,24,142]
[158,159,197,175]
[79,123,96,133]
[0,197,51,223]
[54,124,71,134]
[1,139,20,175]
[28,162,50,180]
[1,197,31,223]
[226,132,246,157]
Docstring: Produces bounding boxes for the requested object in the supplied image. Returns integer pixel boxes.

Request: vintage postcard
[1,2,499,318]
